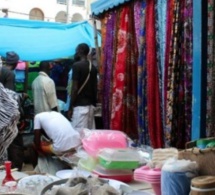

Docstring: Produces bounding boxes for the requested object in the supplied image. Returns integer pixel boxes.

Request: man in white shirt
[34,111,81,155]
[32,61,58,115]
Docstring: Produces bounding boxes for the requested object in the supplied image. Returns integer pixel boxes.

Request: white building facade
[0,0,90,23]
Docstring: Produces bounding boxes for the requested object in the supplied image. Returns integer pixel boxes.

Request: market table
[128,180,154,194]
[0,170,155,194]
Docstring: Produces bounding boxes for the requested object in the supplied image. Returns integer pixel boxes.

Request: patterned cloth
[0,83,20,164]
[109,4,138,140]
[137,1,149,145]
[206,0,215,137]
[165,0,193,148]
[99,0,193,148]
[155,0,167,133]
[146,0,163,148]
[102,11,117,129]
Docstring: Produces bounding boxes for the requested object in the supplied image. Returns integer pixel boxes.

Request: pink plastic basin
[82,130,127,157]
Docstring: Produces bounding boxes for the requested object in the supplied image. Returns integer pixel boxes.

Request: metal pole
[66,0,70,23]
[93,17,101,68]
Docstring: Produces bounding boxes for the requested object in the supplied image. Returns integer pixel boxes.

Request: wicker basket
[178,138,215,176]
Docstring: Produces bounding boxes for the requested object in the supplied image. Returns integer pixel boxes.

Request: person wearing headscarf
[0,51,19,90]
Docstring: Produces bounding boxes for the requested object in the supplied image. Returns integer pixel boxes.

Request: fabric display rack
[91,0,214,149]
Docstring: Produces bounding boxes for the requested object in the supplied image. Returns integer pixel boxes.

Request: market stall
[91,0,214,149]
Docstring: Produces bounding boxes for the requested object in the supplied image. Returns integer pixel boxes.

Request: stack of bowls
[134,166,161,195]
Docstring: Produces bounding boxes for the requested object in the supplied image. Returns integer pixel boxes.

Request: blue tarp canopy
[0,18,101,61]
[91,0,131,16]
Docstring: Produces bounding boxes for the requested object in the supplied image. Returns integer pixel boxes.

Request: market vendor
[33,111,81,157]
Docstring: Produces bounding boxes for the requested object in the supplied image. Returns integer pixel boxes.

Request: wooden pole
[93,16,101,68]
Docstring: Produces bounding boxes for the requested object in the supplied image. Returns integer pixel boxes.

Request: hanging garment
[165,0,193,148]
[164,0,177,147]
[166,0,181,147]
[146,0,163,148]
[122,2,138,140]
[181,0,193,143]
[102,11,117,129]
[155,0,167,133]
[206,0,215,137]
[109,4,139,140]
[137,1,150,145]
[110,6,130,131]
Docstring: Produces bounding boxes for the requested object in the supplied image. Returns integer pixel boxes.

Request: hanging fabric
[102,11,117,129]
[110,6,130,131]
[206,0,215,137]
[164,0,175,147]
[155,0,167,134]
[165,0,193,148]
[110,4,138,140]
[137,1,149,145]
[122,2,139,140]
[146,0,163,148]
[181,0,193,143]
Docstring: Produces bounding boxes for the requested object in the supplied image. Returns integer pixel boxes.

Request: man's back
[34,111,81,152]
[0,66,15,90]
[72,60,97,107]
[32,72,58,114]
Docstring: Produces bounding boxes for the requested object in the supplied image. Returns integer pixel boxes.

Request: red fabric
[146,0,163,148]
[110,7,129,131]
[122,3,139,140]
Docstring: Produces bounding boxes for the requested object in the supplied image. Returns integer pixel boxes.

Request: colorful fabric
[110,4,138,140]
[102,11,117,129]
[137,1,149,145]
[164,0,175,147]
[206,0,215,137]
[181,0,193,143]
[146,0,163,148]
[165,0,180,147]
[156,0,167,132]
[165,0,193,148]
[122,2,138,140]
[110,6,130,130]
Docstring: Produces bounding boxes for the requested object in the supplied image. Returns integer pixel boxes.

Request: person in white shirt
[34,111,81,156]
[32,61,58,115]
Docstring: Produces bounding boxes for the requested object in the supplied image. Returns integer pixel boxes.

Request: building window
[55,11,67,23]
[71,13,83,22]
[72,0,85,7]
[29,8,44,21]
[57,0,66,5]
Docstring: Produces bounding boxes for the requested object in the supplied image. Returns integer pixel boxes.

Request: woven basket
[178,138,215,176]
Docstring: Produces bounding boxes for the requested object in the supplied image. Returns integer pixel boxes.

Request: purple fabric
[134,1,142,50]
[102,11,117,129]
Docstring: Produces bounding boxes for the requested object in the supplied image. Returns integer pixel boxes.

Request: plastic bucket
[190,186,215,195]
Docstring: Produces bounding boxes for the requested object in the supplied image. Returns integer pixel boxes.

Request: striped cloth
[0,83,20,164]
